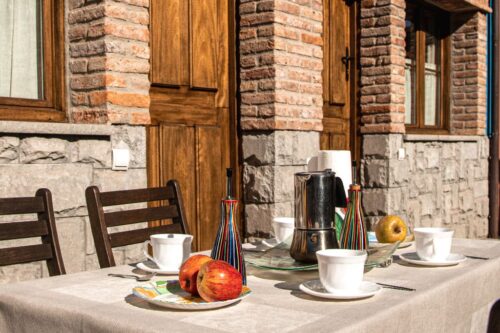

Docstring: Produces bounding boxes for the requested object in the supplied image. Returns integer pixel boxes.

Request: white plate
[133,280,251,310]
[137,261,179,275]
[299,280,381,300]
[399,252,467,267]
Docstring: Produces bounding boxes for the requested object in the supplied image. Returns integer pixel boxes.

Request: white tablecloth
[0,238,498,333]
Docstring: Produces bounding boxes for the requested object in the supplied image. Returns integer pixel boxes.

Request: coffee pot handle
[334,177,347,208]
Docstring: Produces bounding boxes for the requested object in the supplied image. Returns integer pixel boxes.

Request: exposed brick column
[68,0,151,125]
[450,12,488,135]
[239,0,323,237]
[240,0,323,131]
[359,0,406,134]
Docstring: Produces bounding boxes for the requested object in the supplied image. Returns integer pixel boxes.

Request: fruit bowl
[133,280,251,310]
[243,238,400,271]
[368,231,414,249]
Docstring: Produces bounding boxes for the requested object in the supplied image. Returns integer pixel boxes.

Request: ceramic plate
[133,280,251,310]
[399,252,467,267]
[136,261,179,275]
[300,280,381,300]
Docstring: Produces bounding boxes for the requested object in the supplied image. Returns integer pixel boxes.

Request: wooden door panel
[151,0,227,113]
[151,0,188,86]
[197,126,223,250]
[191,0,218,90]
[329,0,349,108]
[159,125,198,239]
[322,0,358,156]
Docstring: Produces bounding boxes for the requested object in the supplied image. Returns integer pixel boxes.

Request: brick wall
[239,0,323,237]
[450,11,488,135]
[68,0,151,124]
[359,0,406,134]
[239,0,324,131]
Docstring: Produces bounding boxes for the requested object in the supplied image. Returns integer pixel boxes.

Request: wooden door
[148,0,238,251]
[322,0,361,164]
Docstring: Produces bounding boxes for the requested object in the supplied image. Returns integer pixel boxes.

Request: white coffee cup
[316,249,367,293]
[143,234,193,270]
[272,217,294,242]
[414,227,454,261]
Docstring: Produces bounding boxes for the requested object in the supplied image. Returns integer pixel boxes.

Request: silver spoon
[108,273,157,282]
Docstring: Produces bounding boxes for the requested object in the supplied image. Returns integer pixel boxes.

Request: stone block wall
[68,0,151,124]
[362,134,489,238]
[242,131,318,237]
[239,0,324,236]
[0,123,147,283]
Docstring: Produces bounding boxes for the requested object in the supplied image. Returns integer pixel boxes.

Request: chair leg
[487,299,500,333]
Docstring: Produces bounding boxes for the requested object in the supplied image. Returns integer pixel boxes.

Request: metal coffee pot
[290,170,347,263]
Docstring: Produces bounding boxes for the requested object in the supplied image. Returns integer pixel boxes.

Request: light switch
[398,148,405,160]
[112,148,130,171]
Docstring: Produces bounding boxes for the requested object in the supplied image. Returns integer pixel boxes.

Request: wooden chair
[0,189,65,276]
[85,180,190,268]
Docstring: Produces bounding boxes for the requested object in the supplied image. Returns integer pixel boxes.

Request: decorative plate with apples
[133,280,252,310]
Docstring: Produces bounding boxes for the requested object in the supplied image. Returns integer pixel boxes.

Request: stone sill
[404,134,483,143]
[0,121,113,137]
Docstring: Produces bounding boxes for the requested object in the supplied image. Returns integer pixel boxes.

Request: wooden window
[405,1,450,133]
[0,0,65,122]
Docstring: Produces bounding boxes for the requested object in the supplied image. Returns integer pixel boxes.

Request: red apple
[179,254,213,296]
[196,260,243,302]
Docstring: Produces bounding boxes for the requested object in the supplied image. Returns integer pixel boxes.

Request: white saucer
[399,252,467,267]
[299,280,381,300]
[136,261,179,275]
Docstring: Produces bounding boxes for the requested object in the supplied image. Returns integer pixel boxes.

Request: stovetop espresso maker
[290,170,347,263]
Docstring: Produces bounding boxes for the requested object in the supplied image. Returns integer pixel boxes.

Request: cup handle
[431,238,437,257]
[143,240,156,263]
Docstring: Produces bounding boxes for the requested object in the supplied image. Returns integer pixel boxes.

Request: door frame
[349,0,361,171]
[146,0,243,244]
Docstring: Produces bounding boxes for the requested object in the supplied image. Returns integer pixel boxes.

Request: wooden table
[0,238,498,333]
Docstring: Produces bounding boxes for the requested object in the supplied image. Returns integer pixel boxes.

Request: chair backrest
[0,189,65,276]
[85,180,189,268]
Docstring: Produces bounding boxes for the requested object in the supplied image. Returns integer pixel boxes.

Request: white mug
[272,217,294,242]
[414,227,454,261]
[144,234,193,270]
[316,249,367,293]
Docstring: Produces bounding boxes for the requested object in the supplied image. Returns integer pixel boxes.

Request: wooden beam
[424,0,492,13]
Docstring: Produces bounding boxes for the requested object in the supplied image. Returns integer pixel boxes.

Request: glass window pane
[423,12,441,127]
[0,0,43,100]
[405,6,417,125]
